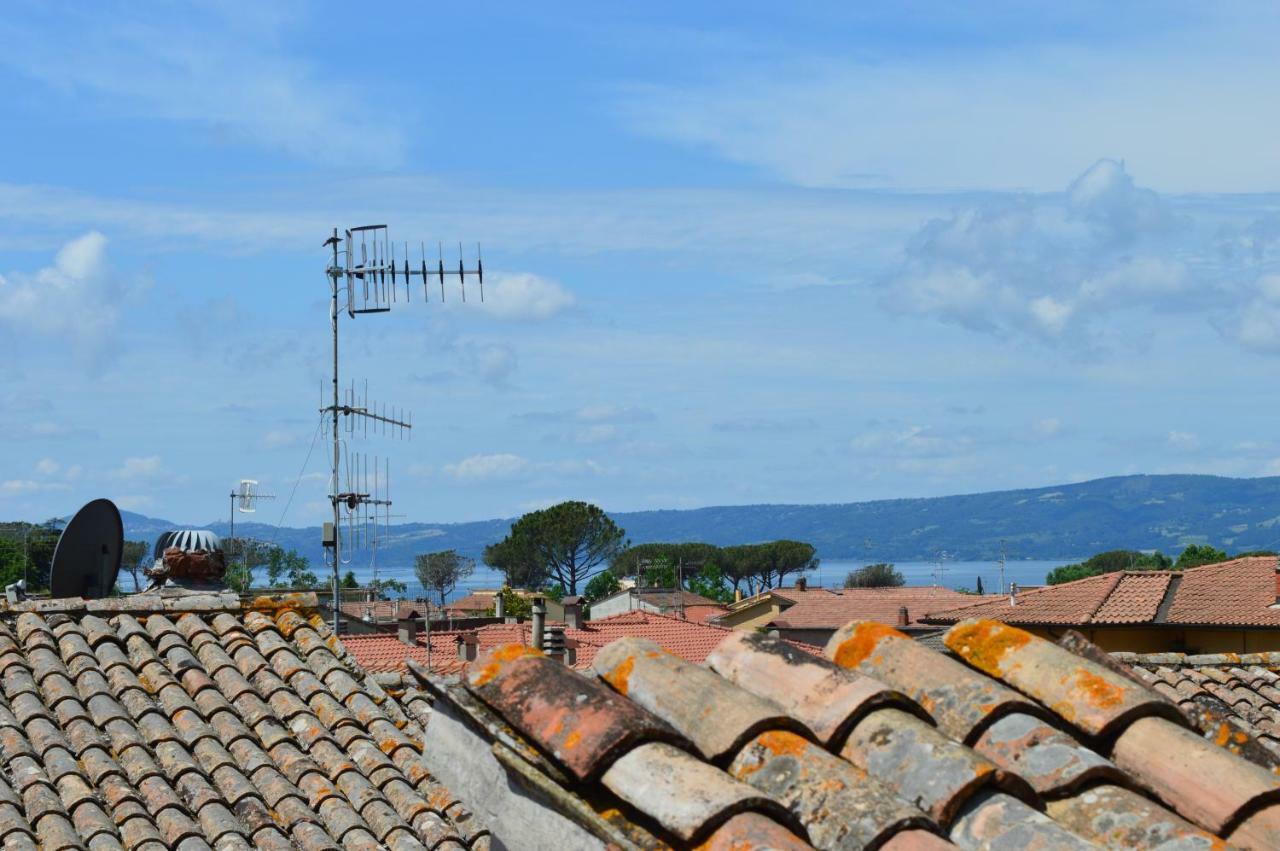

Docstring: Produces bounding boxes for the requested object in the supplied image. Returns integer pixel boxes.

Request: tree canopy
[485,501,625,596]
[414,550,476,608]
[844,563,905,588]
[1174,544,1228,570]
[263,547,320,589]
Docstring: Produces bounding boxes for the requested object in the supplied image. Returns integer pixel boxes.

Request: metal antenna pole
[329,228,342,636]
[228,491,235,580]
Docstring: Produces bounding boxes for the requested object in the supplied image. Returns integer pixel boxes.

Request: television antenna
[227,479,275,590]
[322,224,483,633]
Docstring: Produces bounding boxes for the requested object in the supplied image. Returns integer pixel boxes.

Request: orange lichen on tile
[1072,668,1125,710]
[830,621,907,668]
[469,643,543,687]
[754,729,809,759]
[601,654,635,696]
[944,619,1032,676]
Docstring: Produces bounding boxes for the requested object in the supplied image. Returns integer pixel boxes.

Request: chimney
[1009,582,1019,607]
[734,588,743,603]
[796,577,807,592]
[531,597,546,651]
[495,590,506,619]
[398,617,418,646]
[1275,567,1280,604]
[544,626,566,663]
[563,596,584,630]
[897,606,909,627]
[455,634,477,662]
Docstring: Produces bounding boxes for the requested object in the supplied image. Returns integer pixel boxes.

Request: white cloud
[880,160,1206,345]
[261,430,303,450]
[480,273,576,321]
[0,231,135,363]
[0,6,402,166]
[1167,431,1201,452]
[443,454,531,481]
[850,426,974,459]
[113,456,165,480]
[616,15,1280,193]
[1224,275,1280,353]
[34,458,59,476]
[0,479,69,496]
[1032,418,1062,439]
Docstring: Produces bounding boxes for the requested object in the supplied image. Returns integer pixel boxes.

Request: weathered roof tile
[825,621,1035,743]
[600,741,794,844]
[467,645,684,781]
[707,630,910,747]
[728,729,934,849]
[593,637,806,761]
[944,619,1183,739]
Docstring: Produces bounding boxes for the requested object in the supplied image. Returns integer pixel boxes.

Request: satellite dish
[49,498,124,600]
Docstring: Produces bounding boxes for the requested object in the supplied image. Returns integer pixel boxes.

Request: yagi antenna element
[322,223,485,635]
[339,224,483,317]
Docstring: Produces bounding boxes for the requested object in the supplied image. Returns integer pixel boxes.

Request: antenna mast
[228,479,275,591]
[322,225,483,635]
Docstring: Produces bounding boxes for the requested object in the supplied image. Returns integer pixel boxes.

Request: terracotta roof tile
[765,586,998,630]
[341,609,801,675]
[926,556,1280,629]
[0,591,480,850]
[1092,572,1173,623]
[409,614,1280,849]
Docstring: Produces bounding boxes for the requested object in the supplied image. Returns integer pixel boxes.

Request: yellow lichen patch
[563,730,582,750]
[755,730,809,759]
[831,622,907,669]
[944,620,1032,676]
[470,643,543,687]
[1072,668,1124,710]
[603,655,636,696]
[1215,722,1232,748]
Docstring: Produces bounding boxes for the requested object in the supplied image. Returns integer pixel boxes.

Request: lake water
[349,558,1078,602]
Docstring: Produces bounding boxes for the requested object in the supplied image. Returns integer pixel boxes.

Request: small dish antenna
[49,498,124,600]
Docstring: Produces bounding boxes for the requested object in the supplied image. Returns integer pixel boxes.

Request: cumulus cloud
[0,231,136,363]
[880,160,1200,344]
[112,456,165,480]
[1224,274,1280,353]
[850,425,975,458]
[443,454,531,481]
[479,273,575,321]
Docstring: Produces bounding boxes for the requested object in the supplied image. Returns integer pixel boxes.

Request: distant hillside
[121,474,1280,568]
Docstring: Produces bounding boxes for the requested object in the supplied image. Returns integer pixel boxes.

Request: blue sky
[2,1,1280,529]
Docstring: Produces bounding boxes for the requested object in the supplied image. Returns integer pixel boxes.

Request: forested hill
[121,474,1280,567]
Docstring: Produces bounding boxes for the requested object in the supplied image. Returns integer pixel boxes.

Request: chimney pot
[398,617,418,646]
[796,577,808,592]
[734,588,743,603]
[897,606,909,627]
[531,597,546,650]
[563,595,583,630]
[495,590,506,619]
[544,625,566,663]
[456,634,477,662]
[1009,582,1019,607]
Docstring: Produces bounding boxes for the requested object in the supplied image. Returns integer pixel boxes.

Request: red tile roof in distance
[340,609,790,675]
[924,556,1280,627]
[412,616,1280,848]
[765,585,995,629]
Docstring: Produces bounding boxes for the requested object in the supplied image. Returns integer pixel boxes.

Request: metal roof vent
[145,529,227,591]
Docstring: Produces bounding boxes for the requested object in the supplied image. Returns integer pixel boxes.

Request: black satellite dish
[49,498,124,600]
